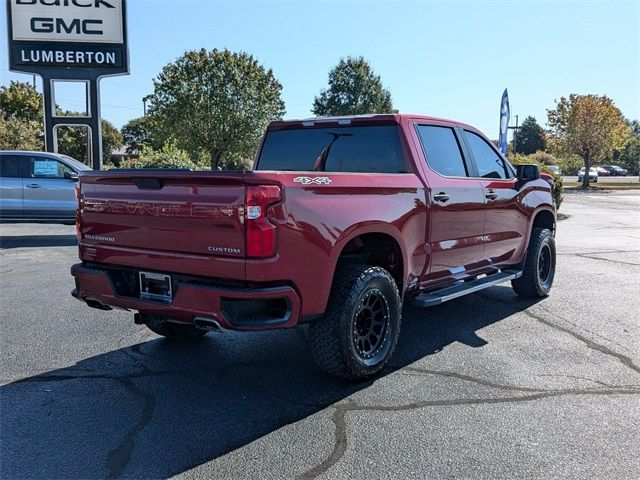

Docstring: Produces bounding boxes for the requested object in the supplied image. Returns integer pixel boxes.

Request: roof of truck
[267,114,476,131]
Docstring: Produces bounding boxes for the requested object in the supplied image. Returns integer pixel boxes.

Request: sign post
[6,0,129,169]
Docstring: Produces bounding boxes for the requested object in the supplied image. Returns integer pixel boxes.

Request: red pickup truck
[71,114,556,379]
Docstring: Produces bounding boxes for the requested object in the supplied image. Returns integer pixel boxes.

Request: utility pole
[508,114,520,155]
[143,95,150,116]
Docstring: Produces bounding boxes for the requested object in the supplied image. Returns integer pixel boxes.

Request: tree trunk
[582,155,590,189]
[210,149,223,171]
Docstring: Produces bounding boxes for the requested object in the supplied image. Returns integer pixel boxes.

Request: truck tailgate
[78,171,246,261]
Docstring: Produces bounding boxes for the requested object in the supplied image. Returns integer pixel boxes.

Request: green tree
[515,116,546,154]
[0,81,44,150]
[0,111,42,150]
[56,119,123,165]
[0,81,42,123]
[121,116,160,155]
[614,120,640,174]
[313,56,395,116]
[547,94,629,187]
[147,48,285,170]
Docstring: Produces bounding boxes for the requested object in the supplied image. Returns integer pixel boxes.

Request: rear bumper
[70,263,301,331]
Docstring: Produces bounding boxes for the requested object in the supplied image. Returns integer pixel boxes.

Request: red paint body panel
[72,114,555,330]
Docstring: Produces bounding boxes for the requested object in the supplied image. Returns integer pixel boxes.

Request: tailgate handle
[134,178,164,190]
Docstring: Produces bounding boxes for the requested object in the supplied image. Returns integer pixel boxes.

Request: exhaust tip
[193,317,227,333]
[85,297,112,311]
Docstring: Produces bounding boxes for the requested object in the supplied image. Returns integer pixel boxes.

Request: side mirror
[64,171,79,181]
[515,164,540,188]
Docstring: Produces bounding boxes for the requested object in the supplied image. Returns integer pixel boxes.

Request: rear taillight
[245,185,281,258]
[75,183,82,240]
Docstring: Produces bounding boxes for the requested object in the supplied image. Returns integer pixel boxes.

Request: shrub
[118,144,199,170]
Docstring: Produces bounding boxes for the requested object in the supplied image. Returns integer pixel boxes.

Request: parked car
[546,164,562,176]
[0,150,90,223]
[578,167,598,183]
[71,114,556,379]
[601,165,628,176]
[595,166,611,176]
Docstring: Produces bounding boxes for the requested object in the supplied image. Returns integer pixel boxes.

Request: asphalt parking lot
[1,191,639,479]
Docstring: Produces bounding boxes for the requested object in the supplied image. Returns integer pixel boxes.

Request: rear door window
[415,125,468,177]
[257,125,407,173]
[0,155,25,178]
[463,130,510,179]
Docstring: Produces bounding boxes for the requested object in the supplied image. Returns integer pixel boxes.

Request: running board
[413,269,523,307]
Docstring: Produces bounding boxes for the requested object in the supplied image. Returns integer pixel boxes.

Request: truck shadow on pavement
[1,287,539,479]
[0,234,77,249]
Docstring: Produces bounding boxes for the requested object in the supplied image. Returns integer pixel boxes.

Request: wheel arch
[531,208,556,234]
[326,223,408,304]
[520,206,556,263]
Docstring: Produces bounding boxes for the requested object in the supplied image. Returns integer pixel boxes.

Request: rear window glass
[0,155,24,178]
[256,126,407,173]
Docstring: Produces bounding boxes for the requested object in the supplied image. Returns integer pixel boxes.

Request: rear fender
[321,222,408,308]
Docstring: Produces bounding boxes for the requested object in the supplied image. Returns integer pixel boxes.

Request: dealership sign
[5,0,129,170]
[7,0,128,74]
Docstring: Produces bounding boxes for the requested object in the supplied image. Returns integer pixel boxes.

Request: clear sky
[1,0,639,140]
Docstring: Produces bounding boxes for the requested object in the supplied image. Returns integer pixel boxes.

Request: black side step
[413,269,523,308]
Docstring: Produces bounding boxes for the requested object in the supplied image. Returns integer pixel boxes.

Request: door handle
[433,192,450,203]
[485,190,498,200]
[25,183,41,189]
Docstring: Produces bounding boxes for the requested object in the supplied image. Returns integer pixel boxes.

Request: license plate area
[139,271,172,303]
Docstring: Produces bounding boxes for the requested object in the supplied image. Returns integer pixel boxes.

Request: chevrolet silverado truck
[71,114,556,379]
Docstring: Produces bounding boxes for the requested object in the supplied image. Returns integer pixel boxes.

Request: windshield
[256,125,407,173]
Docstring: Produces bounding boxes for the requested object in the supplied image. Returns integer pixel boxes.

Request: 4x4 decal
[293,176,332,185]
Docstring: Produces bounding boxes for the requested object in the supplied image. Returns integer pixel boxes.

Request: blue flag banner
[499,89,510,155]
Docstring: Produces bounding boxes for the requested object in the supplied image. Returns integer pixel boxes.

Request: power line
[54,96,143,111]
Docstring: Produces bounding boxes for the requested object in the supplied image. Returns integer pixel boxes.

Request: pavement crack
[105,377,156,479]
[573,253,639,266]
[533,303,634,354]
[120,347,156,375]
[401,367,545,393]
[297,387,640,480]
[297,400,353,480]
[536,373,636,388]
[521,309,640,375]
[13,372,159,478]
[475,293,640,376]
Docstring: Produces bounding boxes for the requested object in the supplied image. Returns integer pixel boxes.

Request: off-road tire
[309,264,402,380]
[511,227,556,298]
[143,314,206,341]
